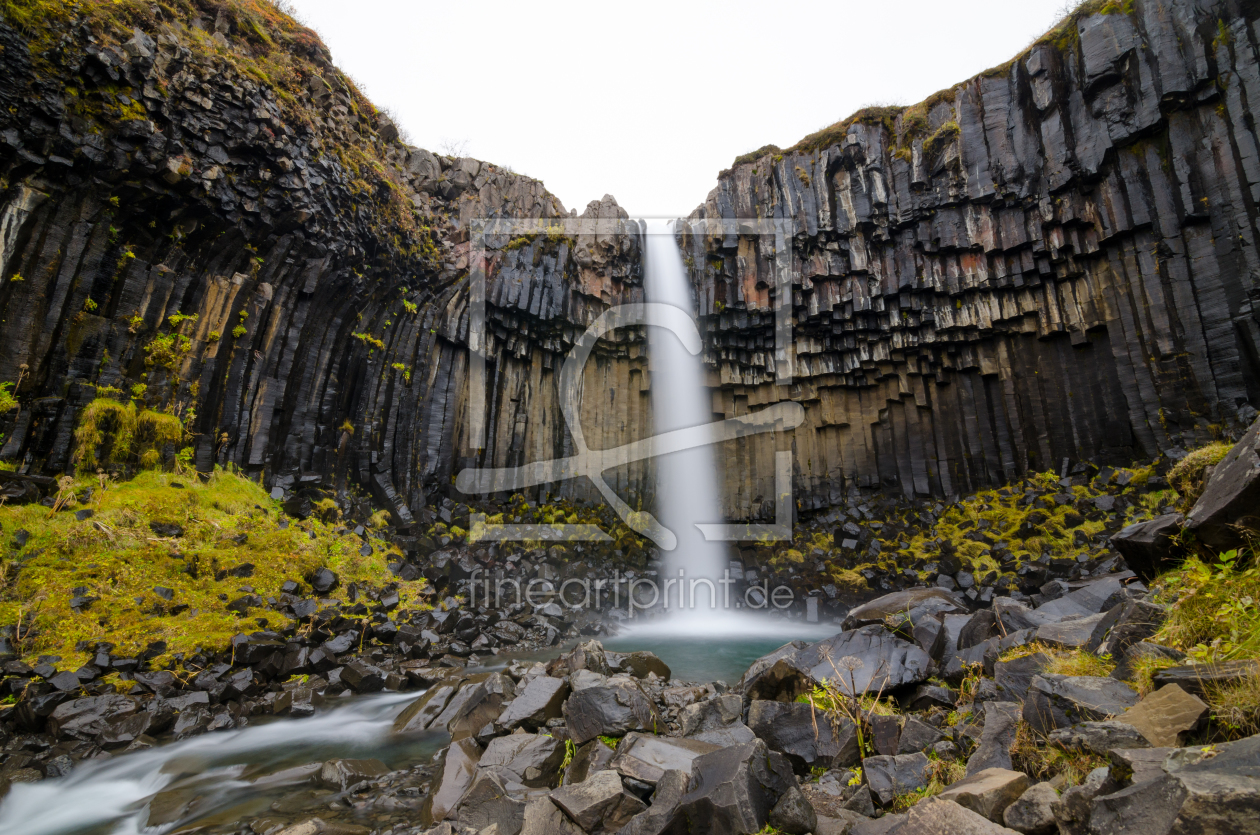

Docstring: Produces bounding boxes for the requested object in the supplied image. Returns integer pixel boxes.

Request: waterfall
[643,219,730,617]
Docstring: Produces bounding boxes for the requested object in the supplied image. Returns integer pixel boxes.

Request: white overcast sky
[286,0,1074,218]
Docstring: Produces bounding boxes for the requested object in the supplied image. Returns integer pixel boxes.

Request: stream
[0,624,840,835]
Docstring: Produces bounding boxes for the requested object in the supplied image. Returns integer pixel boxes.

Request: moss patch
[0,467,417,669]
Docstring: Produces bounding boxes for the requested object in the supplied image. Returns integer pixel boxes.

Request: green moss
[1169,441,1232,511]
[922,121,960,159]
[72,398,185,473]
[0,467,415,669]
[731,144,782,168]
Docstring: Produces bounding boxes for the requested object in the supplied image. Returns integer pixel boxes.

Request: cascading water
[0,692,443,835]
[642,219,731,620]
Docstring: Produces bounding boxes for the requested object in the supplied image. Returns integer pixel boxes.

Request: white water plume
[643,219,732,617]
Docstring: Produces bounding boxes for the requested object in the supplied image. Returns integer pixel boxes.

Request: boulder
[1002,782,1058,835]
[1047,720,1151,755]
[563,738,617,786]
[339,661,384,693]
[454,770,526,834]
[421,738,482,825]
[1151,659,1260,698]
[617,768,691,835]
[993,654,1050,703]
[612,651,672,680]
[938,768,1031,822]
[679,694,756,747]
[1023,675,1139,734]
[842,589,967,629]
[665,740,797,833]
[1110,642,1183,684]
[1110,514,1185,582]
[548,639,613,677]
[316,758,389,790]
[608,733,719,785]
[896,716,944,755]
[478,733,565,788]
[496,675,569,731]
[1184,416,1260,549]
[1086,600,1166,657]
[862,752,930,806]
[903,683,956,712]
[447,673,515,740]
[747,700,860,773]
[520,796,584,835]
[768,785,818,835]
[795,627,933,696]
[966,702,1021,776]
[891,797,1022,833]
[47,695,137,739]
[1033,576,1128,622]
[959,610,1000,650]
[871,714,901,756]
[1033,613,1107,650]
[1049,766,1114,834]
[1115,684,1208,748]
[1093,740,1260,835]
[549,769,646,833]
[564,677,663,745]
[737,640,817,703]
[393,677,464,733]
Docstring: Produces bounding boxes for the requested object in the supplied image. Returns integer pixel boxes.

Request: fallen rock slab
[608,732,718,785]
[1023,675,1139,734]
[1048,720,1151,755]
[1151,659,1260,698]
[1002,781,1058,834]
[549,769,646,833]
[665,740,797,833]
[938,768,1032,822]
[1115,684,1208,748]
[1184,415,1260,549]
[862,752,930,806]
[748,699,859,772]
[894,797,1023,833]
[563,677,663,745]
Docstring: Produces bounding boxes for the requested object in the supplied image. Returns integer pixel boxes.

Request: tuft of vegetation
[1168,441,1232,510]
[1011,719,1108,786]
[71,398,185,473]
[731,144,783,168]
[922,121,961,159]
[1152,550,1260,662]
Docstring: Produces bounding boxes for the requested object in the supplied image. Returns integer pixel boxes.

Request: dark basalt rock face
[0,5,646,522]
[680,0,1260,514]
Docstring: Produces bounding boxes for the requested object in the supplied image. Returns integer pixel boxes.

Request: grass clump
[890,753,967,811]
[1168,441,1232,510]
[72,398,185,473]
[1011,719,1108,786]
[0,467,415,669]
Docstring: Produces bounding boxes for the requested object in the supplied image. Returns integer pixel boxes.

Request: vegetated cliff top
[0,0,566,275]
[725,0,1135,173]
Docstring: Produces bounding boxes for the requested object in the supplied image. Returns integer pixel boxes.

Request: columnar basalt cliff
[0,1,648,525]
[5,0,1260,528]
[686,0,1260,517]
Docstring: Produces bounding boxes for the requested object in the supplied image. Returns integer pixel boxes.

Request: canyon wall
[687,0,1260,516]
[4,0,1260,529]
[0,1,648,525]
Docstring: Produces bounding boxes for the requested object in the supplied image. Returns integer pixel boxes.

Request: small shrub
[232,325,247,339]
